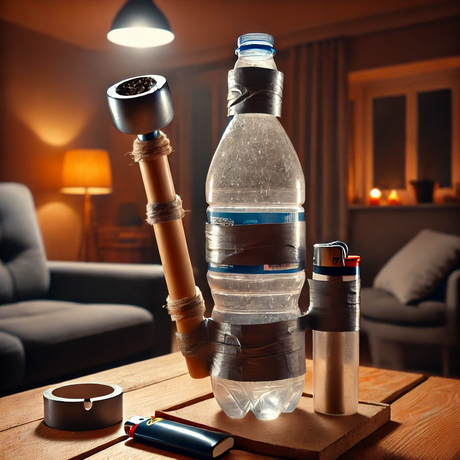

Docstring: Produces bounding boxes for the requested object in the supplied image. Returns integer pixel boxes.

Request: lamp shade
[61,149,112,195]
[107,0,174,48]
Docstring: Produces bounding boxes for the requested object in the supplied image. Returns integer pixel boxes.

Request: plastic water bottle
[205,33,306,420]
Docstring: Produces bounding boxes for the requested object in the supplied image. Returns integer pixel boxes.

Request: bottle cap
[236,33,275,55]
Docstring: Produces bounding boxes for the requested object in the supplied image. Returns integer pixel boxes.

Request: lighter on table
[124,415,235,458]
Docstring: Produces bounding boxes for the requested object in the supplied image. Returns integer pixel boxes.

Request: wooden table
[1,352,459,459]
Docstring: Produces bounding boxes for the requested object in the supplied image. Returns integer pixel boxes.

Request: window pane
[417,89,451,187]
[373,96,406,189]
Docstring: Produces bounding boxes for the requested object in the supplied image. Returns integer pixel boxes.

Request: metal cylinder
[310,242,360,416]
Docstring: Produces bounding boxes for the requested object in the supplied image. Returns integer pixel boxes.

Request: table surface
[1,352,460,459]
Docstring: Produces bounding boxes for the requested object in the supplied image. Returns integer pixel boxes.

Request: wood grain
[0,352,188,432]
[86,440,277,460]
[304,361,424,404]
[341,377,460,459]
[0,372,212,460]
[1,353,458,460]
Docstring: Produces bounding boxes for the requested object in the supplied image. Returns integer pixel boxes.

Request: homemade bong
[106,75,361,416]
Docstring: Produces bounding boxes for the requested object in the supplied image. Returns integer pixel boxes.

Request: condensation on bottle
[205,33,306,420]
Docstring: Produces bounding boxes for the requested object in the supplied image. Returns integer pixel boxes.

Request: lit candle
[369,188,382,206]
[388,189,401,205]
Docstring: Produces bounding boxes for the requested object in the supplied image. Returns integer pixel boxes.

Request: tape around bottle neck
[227,67,284,117]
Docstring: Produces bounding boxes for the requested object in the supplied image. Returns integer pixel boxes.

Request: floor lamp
[60,149,112,262]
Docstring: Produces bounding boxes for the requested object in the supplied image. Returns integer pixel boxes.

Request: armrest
[446,269,460,342]
[47,261,171,355]
[446,269,460,314]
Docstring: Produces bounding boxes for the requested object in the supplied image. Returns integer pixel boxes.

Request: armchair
[0,183,170,395]
[360,229,460,376]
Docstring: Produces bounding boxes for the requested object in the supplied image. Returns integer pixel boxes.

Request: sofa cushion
[0,183,49,304]
[361,287,447,327]
[373,229,460,304]
[0,300,155,386]
[0,331,25,391]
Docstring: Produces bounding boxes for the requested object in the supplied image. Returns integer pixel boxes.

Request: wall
[0,21,181,261]
[345,16,460,284]
[0,14,459,268]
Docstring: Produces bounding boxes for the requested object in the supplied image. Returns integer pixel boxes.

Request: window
[348,57,459,205]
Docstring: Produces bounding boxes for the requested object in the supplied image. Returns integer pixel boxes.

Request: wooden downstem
[138,156,209,379]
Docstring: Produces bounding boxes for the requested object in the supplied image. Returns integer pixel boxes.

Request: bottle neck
[234,50,277,70]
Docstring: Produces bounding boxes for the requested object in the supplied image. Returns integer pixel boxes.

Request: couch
[0,183,170,395]
[360,228,460,376]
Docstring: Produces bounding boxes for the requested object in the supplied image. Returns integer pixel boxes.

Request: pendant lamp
[107,0,174,48]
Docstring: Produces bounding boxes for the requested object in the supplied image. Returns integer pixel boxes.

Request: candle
[369,188,382,206]
[388,189,401,205]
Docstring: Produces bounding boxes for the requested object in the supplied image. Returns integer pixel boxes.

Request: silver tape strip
[307,279,360,332]
[227,67,284,117]
[176,318,306,382]
[206,221,306,266]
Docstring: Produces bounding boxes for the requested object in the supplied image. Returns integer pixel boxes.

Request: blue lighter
[124,415,235,458]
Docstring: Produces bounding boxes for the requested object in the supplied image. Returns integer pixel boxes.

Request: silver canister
[309,242,360,415]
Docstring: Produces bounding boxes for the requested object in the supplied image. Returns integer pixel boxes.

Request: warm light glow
[107,27,174,48]
[61,149,112,195]
[7,86,93,147]
[388,189,401,205]
[369,188,382,205]
[37,201,81,261]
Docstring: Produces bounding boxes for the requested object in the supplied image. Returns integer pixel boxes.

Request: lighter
[124,416,235,458]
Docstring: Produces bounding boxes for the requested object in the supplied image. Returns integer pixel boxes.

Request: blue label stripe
[208,211,304,225]
[207,211,305,274]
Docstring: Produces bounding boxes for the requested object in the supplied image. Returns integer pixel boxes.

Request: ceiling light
[107,0,174,48]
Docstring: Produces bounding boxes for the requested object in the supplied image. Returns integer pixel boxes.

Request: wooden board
[158,394,390,460]
[303,361,425,404]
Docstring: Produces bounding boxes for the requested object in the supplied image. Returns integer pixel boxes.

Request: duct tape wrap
[227,67,284,117]
[176,317,308,382]
[307,279,361,332]
[205,221,305,266]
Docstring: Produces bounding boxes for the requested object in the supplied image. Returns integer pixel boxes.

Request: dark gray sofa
[360,229,460,376]
[0,182,170,395]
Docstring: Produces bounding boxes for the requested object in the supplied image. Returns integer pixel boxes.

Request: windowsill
[349,202,460,210]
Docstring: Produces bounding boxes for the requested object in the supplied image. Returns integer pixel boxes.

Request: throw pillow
[373,229,460,304]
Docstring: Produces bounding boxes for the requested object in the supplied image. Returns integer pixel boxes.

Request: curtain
[283,38,349,256]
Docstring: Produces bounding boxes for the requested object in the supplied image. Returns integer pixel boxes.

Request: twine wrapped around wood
[146,195,185,225]
[165,287,206,322]
[131,130,172,162]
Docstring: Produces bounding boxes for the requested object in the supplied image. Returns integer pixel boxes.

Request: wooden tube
[138,156,209,379]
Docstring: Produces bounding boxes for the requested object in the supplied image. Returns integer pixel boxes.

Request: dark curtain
[283,37,349,259]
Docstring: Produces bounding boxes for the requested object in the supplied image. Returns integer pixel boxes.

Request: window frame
[348,56,460,205]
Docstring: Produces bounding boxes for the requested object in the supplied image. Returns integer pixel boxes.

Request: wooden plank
[356,366,425,404]
[158,395,390,460]
[0,373,212,460]
[0,352,187,432]
[86,439,277,460]
[303,361,424,404]
[340,377,460,459]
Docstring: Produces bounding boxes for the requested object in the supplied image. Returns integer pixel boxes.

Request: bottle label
[207,211,305,274]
